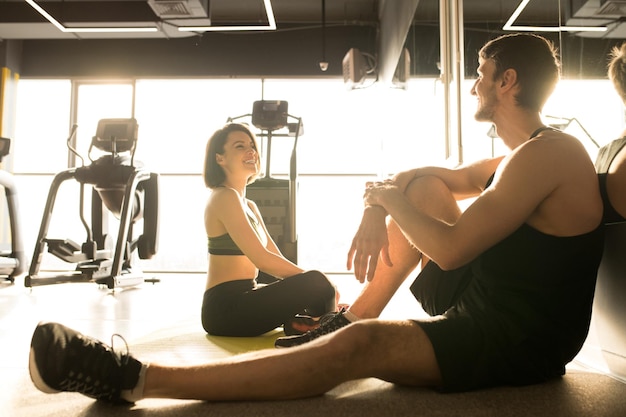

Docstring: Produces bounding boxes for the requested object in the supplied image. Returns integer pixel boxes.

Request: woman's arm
[245,200,284,256]
[207,188,303,278]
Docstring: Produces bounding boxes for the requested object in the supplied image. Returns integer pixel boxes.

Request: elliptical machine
[0,137,25,283]
[25,119,159,290]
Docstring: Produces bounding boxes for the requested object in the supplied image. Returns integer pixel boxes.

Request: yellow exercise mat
[129,320,283,365]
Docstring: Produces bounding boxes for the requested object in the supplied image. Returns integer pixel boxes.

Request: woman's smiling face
[217,130,260,179]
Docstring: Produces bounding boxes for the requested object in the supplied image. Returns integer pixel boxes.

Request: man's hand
[347,205,392,283]
[390,170,416,194]
[363,179,401,207]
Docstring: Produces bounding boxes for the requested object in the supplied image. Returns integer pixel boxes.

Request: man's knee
[405,175,450,200]
[328,320,442,387]
[326,320,383,358]
[404,175,460,222]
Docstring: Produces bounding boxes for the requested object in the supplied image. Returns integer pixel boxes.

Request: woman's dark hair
[479,33,560,112]
[203,123,260,189]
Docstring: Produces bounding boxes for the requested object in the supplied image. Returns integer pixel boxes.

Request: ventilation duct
[597,0,626,16]
[148,0,210,18]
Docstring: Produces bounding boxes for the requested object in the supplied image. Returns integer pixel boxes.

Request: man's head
[478,33,560,113]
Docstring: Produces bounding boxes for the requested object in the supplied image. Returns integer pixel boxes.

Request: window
[13,75,622,274]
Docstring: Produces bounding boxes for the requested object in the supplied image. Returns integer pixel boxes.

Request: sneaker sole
[29,323,61,395]
[29,346,60,394]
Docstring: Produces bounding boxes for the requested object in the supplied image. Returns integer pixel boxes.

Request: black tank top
[459,222,604,357]
[595,137,626,224]
[461,140,605,356]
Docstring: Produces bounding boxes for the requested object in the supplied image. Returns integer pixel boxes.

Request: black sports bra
[208,211,263,256]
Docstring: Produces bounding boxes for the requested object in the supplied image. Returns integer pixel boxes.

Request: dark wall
[15,23,624,80]
[558,34,625,79]
[0,40,23,74]
[19,25,378,78]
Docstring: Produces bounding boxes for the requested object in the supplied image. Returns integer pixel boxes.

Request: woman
[597,42,626,223]
[201,122,338,337]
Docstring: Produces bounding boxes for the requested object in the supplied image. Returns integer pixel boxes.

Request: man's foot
[275,307,351,348]
[29,322,143,404]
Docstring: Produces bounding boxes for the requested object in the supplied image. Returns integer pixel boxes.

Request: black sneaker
[283,314,321,336]
[29,322,143,404]
[275,307,351,348]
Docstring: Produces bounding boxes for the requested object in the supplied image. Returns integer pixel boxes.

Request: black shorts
[410,262,567,392]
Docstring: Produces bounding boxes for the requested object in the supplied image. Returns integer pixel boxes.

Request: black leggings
[201,270,336,337]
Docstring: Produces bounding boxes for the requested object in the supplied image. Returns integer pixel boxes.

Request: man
[28,33,604,403]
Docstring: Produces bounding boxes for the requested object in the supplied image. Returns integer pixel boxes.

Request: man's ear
[500,68,518,91]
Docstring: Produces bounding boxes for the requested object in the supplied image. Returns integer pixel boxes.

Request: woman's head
[609,43,626,104]
[203,123,261,189]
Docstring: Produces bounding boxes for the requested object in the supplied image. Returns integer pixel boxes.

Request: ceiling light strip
[24,0,159,33]
[179,0,277,32]
[503,0,607,33]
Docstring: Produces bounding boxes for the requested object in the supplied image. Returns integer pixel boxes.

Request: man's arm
[346,205,390,282]
[347,157,504,282]
[366,138,586,271]
[392,157,504,198]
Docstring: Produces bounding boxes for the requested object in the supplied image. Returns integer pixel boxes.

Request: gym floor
[0,272,420,414]
[2,272,626,417]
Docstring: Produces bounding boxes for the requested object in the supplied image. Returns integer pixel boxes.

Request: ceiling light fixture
[178,0,276,32]
[503,0,608,33]
[24,0,159,33]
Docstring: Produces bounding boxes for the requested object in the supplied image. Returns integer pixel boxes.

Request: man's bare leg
[143,319,441,401]
[348,176,462,319]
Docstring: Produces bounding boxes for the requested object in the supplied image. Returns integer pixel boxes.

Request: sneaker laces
[275,307,351,348]
[305,306,348,337]
[110,334,130,368]
[62,332,135,402]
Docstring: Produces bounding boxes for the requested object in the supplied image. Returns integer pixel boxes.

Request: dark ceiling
[0,0,621,41]
[2,0,625,79]
[1,0,381,40]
